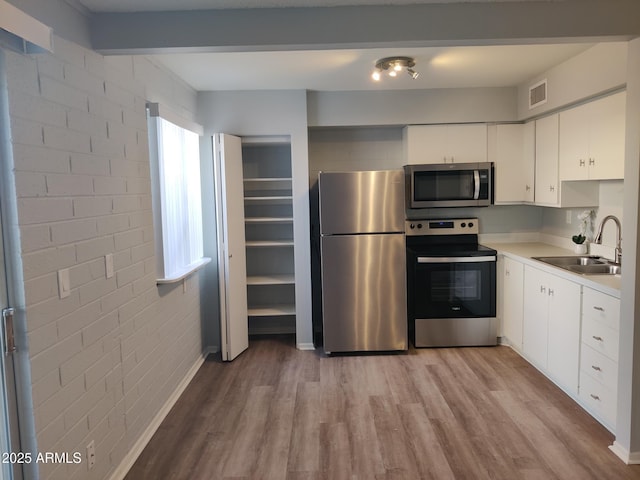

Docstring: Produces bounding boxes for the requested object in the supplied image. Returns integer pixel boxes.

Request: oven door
[412,254,496,318]
[409,253,497,347]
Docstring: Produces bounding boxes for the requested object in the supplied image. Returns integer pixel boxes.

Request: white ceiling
[146,44,592,92]
[74,0,593,92]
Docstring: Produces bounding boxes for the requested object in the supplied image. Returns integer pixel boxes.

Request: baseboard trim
[108,354,207,480]
[609,441,640,464]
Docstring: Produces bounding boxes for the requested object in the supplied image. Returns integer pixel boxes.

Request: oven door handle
[417,255,496,263]
[473,170,481,200]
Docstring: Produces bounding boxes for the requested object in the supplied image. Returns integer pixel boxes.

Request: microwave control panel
[405,218,479,236]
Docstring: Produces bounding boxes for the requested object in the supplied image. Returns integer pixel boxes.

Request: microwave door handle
[473,170,480,200]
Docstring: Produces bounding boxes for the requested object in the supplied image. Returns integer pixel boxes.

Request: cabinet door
[491,124,525,203]
[559,103,590,181]
[588,91,626,180]
[535,114,559,205]
[404,125,448,164]
[503,257,524,350]
[546,276,581,395]
[522,122,536,203]
[523,266,549,369]
[404,124,487,164]
[491,123,534,203]
[447,124,487,163]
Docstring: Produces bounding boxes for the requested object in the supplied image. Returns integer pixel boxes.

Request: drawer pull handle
[592,335,604,342]
[591,365,602,372]
[590,394,600,401]
[593,306,605,312]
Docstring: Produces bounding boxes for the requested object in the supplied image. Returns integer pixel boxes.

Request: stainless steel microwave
[404,162,494,208]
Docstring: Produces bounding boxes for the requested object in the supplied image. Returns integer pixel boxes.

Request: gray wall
[618,36,640,459]
[308,87,518,127]
[2,36,205,480]
[517,42,628,120]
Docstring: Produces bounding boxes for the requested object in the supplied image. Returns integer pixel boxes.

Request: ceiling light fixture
[371,56,419,81]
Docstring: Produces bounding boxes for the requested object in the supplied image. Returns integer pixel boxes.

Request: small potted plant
[573,209,595,254]
[572,233,587,254]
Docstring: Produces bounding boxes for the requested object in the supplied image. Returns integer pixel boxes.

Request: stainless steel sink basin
[533,256,607,266]
[567,264,622,275]
[532,256,621,275]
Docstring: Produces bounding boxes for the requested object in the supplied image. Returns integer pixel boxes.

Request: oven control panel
[405,218,479,236]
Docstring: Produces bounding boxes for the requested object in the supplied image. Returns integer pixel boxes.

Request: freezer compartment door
[321,233,407,353]
[319,170,404,235]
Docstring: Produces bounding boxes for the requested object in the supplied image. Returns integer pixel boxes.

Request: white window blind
[148,104,209,283]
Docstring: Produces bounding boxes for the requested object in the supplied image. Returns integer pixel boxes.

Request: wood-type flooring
[125,335,640,480]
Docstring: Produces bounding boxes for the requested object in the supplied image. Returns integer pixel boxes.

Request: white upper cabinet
[489,123,535,204]
[535,113,599,208]
[535,114,560,206]
[559,91,626,181]
[404,124,487,165]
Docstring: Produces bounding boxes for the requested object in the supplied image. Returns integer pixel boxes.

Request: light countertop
[484,241,621,298]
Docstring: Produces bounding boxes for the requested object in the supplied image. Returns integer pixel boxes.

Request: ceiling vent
[529,79,548,109]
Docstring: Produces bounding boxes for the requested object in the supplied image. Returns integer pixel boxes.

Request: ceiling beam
[90,1,640,54]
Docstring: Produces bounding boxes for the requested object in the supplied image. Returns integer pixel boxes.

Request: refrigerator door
[319,170,404,235]
[321,233,407,353]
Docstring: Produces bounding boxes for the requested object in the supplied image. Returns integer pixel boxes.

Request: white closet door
[213,134,248,361]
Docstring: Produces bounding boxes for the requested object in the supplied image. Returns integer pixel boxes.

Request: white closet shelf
[248,304,296,317]
[246,240,294,247]
[247,274,295,285]
[245,217,293,224]
[244,196,292,203]
[244,177,292,182]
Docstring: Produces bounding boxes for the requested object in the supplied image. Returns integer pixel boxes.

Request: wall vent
[529,79,548,109]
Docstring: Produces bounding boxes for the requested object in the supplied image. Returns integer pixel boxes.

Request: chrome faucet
[594,215,622,264]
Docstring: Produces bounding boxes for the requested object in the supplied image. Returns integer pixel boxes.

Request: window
[147,103,209,283]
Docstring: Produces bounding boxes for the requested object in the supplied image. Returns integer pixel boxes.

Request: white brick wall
[5,35,204,480]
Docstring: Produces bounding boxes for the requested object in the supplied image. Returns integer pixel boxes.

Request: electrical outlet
[105,253,114,279]
[86,440,95,470]
[57,269,71,299]
[566,210,572,225]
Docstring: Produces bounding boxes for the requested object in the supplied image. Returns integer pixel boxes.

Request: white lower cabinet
[501,256,524,351]
[523,265,581,396]
[578,287,620,431]
[501,255,620,433]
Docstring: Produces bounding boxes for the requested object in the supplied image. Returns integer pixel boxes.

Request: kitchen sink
[567,264,622,275]
[532,256,621,275]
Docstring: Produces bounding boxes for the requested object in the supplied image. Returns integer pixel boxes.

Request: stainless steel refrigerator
[319,170,408,353]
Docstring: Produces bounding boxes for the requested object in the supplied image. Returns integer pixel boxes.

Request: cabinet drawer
[580,343,618,390]
[582,316,619,361]
[582,288,620,330]
[579,371,617,429]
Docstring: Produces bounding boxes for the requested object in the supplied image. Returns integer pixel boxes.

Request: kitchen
[1,1,640,479]
[186,36,637,474]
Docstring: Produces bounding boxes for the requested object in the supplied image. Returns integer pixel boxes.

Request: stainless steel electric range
[406,218,497,347]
